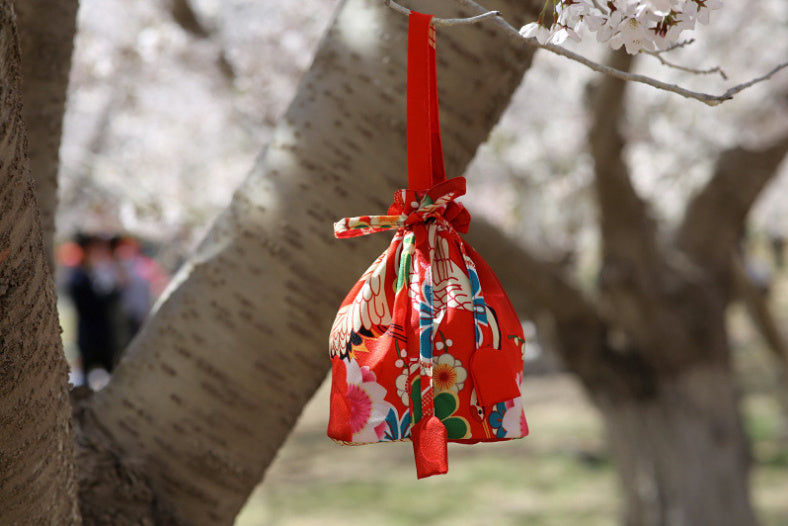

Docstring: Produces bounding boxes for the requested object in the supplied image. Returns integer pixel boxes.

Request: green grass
[253,449,616,526]
[237,371,788,526]
[236,376,618,526]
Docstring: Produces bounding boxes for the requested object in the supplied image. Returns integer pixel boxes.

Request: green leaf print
[396,232,415,292]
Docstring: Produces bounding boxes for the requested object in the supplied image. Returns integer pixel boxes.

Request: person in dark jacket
[67,233,121,380]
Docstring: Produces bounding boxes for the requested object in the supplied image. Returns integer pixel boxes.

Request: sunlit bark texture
[0,2,80,523]
[83,1,541,524]
[15,0,78,267]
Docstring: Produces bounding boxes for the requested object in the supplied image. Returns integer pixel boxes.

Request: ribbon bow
[334,178,471,239]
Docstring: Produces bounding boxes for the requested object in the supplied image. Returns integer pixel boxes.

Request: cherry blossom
[519,0,722,54]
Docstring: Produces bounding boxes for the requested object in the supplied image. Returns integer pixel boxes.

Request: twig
[645,38,727,80]
[386,0,788,106]
[435,10,501,26]
[383,0,501,26]
[661,38,695,52]
[721,62,788,99]
[383,0,410,16]
[644,50,728,80]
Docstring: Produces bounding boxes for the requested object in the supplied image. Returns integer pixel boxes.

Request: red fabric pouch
[327,11,528,479]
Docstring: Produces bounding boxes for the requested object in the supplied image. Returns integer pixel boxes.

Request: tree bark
[588,51,659,271]
[599,362,754,526]
[81,1,541,523]
[0,2,80,523]
[15,0,79,269]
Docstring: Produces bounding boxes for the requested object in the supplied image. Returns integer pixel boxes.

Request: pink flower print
[344,361,393,443]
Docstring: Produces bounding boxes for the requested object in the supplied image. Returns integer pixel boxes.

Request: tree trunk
[15,0,79,268]
[598,360,755,526]
[0,2,80,523]
[577,49,771,526]
[80,1,541,524]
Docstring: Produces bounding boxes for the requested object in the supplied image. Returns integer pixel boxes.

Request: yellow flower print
[433,353,467,393]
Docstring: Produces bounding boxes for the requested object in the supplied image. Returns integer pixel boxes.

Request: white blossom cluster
[520,0,722,54]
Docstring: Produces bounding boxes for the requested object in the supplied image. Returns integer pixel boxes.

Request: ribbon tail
[334,215,404,239]
[411,223,449,479]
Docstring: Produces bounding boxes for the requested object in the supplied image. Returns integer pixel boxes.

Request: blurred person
[66,233,122,386]
[111,235,153,346]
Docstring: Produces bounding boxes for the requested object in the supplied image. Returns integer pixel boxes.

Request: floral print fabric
[327,177,529,475]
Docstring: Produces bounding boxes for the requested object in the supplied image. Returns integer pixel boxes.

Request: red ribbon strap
[407,12,446,191]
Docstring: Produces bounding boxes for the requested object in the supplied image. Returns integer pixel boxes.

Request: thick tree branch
[15,0,79,269]
[678,135,788,268]
[589,50,661,270]
[467,218,595,322]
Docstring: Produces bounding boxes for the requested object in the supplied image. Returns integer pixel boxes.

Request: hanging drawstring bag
[327,11,528,479]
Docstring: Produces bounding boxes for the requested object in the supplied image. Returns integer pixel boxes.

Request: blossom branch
[517,27,787,106]
[390,0,788,106]
[513,26,786,104]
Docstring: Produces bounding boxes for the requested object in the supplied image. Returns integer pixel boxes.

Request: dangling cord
[417,224,440,422]
[410,222,449,479]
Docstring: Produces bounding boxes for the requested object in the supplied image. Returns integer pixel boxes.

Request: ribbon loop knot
[334,177,470,239]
